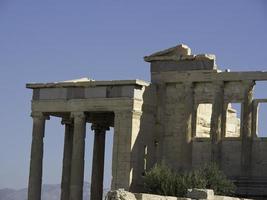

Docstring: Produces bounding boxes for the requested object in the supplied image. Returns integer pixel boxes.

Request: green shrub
[200,163,236,195]
[143,164,176,196]
[144,163,236,197]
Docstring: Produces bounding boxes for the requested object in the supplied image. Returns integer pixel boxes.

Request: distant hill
[0,183,109,200]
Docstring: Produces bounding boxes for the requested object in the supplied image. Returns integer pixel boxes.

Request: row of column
[209,80,255,175]
[27,112,109,200]
[183,80,255,173]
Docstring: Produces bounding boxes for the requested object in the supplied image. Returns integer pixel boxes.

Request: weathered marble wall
[27,44,267,199]
[143,44,267,196]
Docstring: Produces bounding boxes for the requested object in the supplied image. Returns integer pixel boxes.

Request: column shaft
[90,124,108,200]
[28,112,47,200]
[69,112,86,200]
[182,82,194,169]
[241,81,255,176]
[111,111,141,191]
[210,81,224,165]
[60,120,74,200]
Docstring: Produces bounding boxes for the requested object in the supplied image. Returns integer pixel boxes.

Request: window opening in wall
[257,103,267,138]
[225,103,241,137]
[196,103,212,138]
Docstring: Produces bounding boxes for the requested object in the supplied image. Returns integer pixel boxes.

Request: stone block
[134,88,145,100]
[121,86,135,97]
[214,196,252,200]
[107,86,122,97]
[32,89,40,100]
[186,188,214,200]
[135,193,186,200]
[84,86,106,98]
[150,59,216,73]
[39,88,68,99]
[106,189,137,200]
[67,87,84,99]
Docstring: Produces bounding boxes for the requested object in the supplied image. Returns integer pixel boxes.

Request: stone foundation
[105,189,253,200]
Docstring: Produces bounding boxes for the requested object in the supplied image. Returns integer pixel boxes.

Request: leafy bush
[144,163,236,197]
[200,163,236,195]
[143,164,176,196]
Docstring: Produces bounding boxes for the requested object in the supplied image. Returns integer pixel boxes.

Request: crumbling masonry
[26,44,267,200]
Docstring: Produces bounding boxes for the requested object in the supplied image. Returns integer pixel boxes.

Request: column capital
[242,80,255,90]
[61,117,73,125]
[114,110,142,117]
[71,112,86,120]
[31,112,50,120]
[213,81,224,89]
[91,123,110,133]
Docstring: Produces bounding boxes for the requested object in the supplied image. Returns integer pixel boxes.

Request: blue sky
[0,0,267,189]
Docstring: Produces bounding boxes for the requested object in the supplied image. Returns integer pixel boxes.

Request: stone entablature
[27,79,148,100]
[26,44,267,200]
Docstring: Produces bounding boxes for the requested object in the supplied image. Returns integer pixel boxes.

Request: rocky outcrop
[105,189,137,200]
[105,189,253,200]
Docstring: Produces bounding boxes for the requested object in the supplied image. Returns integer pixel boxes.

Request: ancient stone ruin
[106,188,253,200]
[26,44,267,200]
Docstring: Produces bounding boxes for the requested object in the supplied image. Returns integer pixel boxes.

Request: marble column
[60,118,74,200]
[111,111,142,191]
[90,123,109,200]
[69,112,86,200]
[182,82,194,169]
[241,80,255,176]
[210,81,224,165]
[28,112,49,200]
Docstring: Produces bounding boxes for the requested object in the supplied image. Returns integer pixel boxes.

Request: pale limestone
[26,44,267,200]
[105,190,252,200]
[144,44,191,62]
[106,189,137,200]
[187,189,214,200]
[135,193,189,200]
[196,104,240,138]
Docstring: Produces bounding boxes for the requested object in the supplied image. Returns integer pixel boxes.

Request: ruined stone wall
[154,80,244,172]
[141,44,267,196]
[130,85,158,192]
[106,189,252,200]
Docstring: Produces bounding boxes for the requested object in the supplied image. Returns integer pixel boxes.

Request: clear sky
[0,0,267,189]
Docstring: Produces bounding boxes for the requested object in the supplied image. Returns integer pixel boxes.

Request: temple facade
[26,44,267,200]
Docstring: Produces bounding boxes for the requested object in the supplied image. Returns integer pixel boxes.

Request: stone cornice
[26,79,150,89]
[154,71,267,83]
